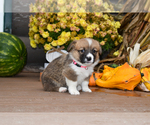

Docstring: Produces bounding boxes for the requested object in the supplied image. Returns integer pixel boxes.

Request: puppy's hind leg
[59,87,67,93]
[42,77,67,92]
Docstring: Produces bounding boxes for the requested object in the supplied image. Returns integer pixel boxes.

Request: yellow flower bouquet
[29,0,123,52]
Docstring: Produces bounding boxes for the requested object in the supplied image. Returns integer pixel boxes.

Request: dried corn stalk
[118,13,150,62]
[97,0,150,66]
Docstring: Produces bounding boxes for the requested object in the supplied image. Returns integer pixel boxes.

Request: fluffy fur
[41,38,102,95]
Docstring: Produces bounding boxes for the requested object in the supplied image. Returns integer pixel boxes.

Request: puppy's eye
[92,49,97,54]
[79,48,85,53]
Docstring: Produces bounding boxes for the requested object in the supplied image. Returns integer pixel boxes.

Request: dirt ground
[0,72,150,125]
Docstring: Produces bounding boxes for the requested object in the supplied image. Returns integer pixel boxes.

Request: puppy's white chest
[71,64,93,84]
[77,75,86,85]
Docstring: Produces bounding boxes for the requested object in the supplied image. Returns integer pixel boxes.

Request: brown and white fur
[41,38,102,95]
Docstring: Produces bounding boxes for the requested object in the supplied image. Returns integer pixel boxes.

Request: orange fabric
[96,63,141,91]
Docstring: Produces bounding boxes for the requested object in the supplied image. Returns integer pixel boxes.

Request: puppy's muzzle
[85,53,94,63]
[86,56,92,61]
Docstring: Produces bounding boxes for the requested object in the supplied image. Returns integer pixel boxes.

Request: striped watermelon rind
[0,32,27,76]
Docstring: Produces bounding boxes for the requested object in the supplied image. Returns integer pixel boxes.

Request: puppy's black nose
[86,57,91,61]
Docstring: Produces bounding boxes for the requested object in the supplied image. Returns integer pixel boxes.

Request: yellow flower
[87,25,93,31]
[113,50,120,56]
[78,8,86,17]
[95,12,103,17]
[33,17,38,23]
[34,40,39,44]
[41,18,46,23]
[51,40,58,46]
[91,23,98,30]
[115,21,121,29]
[34,34,40,40]
[80,19,87,27]
[100,41,106,46]
[50,18,54,23]
[39,38,45,44]
[99,31,107,38]
[103,14,109,20]
[118,35,123,43]
[28,30,35,38]
[104,38,108,42]
[107,30,112,34]
[81,13,86,19]
[66,16,71,20]
[84,31,93,38]
[72,13,78,20]
[57,12,65,17]
[71,31,77,37]
[77,34,84,39]
[73,37,80,40]
[52,24,56,29]
[42,31,49,38]
[57,37,67,46]
[47,24,54,31]
[39,29,44,35]
[107,20,112,26]
[61,31,66,37]
[75,19,80,26]
[60,32,71,41]
[111,22,115,27]
[32,26,38,32]
[100,24,106,31]
[57,39,63,46]
[47,37,52,42]
[44,44,52,51]
[111,35,116,41]
[54,28,61,33]
[114,40,119,46]
[60,17,67,23]
[30,39,37,48]
[65,32,71,37]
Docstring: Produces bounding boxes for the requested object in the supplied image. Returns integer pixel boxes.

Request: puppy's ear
[67,40,77,52]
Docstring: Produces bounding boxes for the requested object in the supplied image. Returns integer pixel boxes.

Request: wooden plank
[0,72,150,113]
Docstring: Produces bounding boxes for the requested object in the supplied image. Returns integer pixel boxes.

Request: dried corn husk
[117,12,150,61]
[133,49,150,68]
[127,43,140,66]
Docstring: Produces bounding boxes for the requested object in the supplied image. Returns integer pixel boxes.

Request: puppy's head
[67,38,102,66]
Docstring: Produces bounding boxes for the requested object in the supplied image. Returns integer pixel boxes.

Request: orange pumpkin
[89,72,102,86]
[95,62,141,91]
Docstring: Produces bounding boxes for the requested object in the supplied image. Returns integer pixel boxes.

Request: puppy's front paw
[82,88,92,93]
[69,89,80,95]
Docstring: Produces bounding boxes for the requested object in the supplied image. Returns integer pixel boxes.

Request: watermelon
[0,32,27,76]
